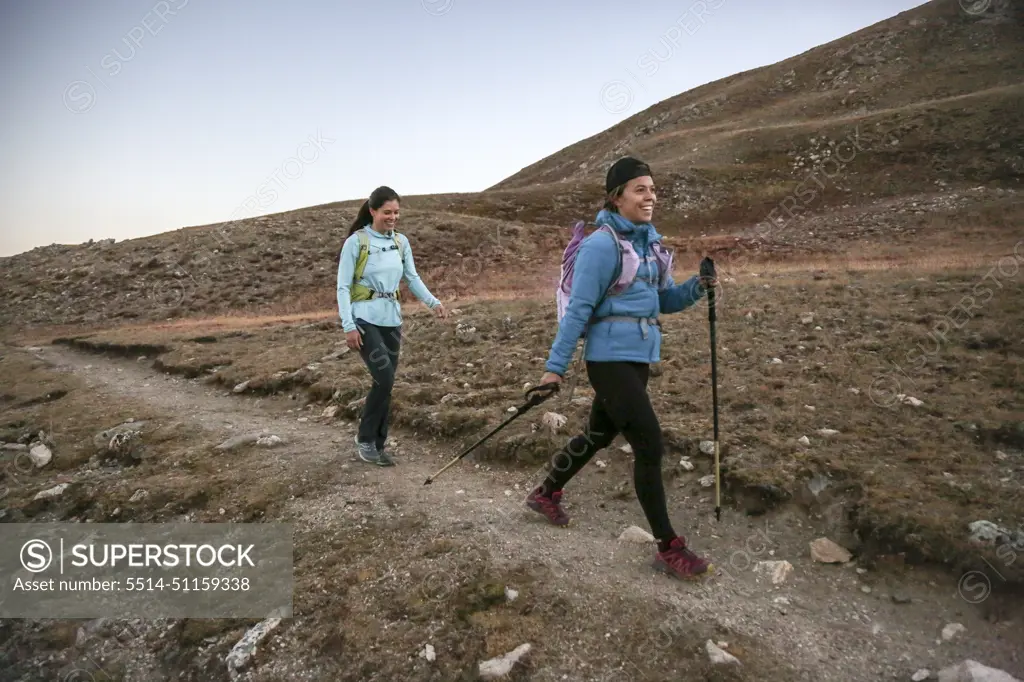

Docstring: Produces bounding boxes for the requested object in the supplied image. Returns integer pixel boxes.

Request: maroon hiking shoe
[653,536,713,580]
[525,486,570,526]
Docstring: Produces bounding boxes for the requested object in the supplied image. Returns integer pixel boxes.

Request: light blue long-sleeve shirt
[337,226,440,332]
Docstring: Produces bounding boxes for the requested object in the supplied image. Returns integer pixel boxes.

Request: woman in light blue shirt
[337,186,448,466]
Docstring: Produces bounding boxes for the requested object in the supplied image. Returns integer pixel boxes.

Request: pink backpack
[556,220,674,337]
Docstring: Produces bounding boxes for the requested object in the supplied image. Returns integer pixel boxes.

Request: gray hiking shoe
[355,438,381,465]
[377,447,396,467]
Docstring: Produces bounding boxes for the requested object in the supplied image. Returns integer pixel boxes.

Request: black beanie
[605,156,653,193]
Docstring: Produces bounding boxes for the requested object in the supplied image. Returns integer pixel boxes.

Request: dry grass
[32,258,1023,586]
[0,345,802,682]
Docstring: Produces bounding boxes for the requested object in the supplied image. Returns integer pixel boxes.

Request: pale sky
[0,0,929,257]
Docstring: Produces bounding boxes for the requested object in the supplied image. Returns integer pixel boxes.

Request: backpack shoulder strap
[393,232,407,265]
[353,230,370,281]
[594,225,625,293]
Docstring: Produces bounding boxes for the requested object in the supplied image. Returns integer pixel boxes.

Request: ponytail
[346,200,374,238]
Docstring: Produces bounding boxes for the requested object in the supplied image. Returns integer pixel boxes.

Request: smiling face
[612,175,656,223]
[369,200,400,232]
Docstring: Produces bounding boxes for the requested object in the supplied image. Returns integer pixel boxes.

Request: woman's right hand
[346,329,362,351]
[539,371,562,386]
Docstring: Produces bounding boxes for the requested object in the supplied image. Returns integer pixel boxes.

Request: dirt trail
[32,344,1024,682]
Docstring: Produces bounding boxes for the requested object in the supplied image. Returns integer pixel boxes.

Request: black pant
[542,361,676,542]
[355,319,401,450]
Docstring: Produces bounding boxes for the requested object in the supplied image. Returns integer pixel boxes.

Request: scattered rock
[420,644,436,663]
[861,585,872,594]
[967,520,1020,547]
[913,669,931,682]
[225,618,281,680]
[808,474,831,497]
[798,436,811,446]
[706,640,740,666]
[699,474,715,488]
[941,623,965,642]
[619,525,655,544]
[892,593,912,605]
[995,451,1008,461]
[897,394,924,407]
[28,443,52,468]
[93,421,146,450]
[34,483,69,501]
[129,489,149,502]
[770,358,783,364]
[699,440,715,455]
[322,405,340,419]
[755,560,794,585]
[804,405,816,411]
[937,660,1020,682]
[233,380,251,393]
[620,443,634,454]
[504,587,519,602]
[679,457,695,471]
[321,347,349,362]
[215,432,285,452]
[478,643,531,680]
[595,459,608,470]
[541,412,567,434]
[848,388,860,395]
[817,429,840,436]
[810,537,852,563]
[2,443,28,451]
[800,313,815,324]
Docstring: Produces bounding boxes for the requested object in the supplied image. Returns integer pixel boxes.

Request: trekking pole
[700,256,722,522]
[423,383,560,485]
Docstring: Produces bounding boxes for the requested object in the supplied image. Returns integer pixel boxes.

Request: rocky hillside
[1,0,1021,331]
[487,0,1024,230]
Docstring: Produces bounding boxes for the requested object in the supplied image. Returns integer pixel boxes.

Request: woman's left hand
[699,274,717,290]
[434,303,450,320]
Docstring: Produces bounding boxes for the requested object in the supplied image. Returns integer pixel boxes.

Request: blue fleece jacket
[337,226,440,333]
[545,210,707,376]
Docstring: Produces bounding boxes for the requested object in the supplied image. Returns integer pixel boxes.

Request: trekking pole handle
[524,382,559,407]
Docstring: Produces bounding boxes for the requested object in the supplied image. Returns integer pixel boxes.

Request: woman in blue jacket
[526,157,717,580]
[337,186,448,466]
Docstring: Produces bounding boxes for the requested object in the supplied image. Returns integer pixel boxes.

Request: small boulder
[479,643,531,680]
[798,436,811,446]
[810,537,852,563]
[28,444,52,468]
[619,525,655,544]
[755,560,794,585]
[937,659,1020,682]
[541,412,567,435]
[34,483,69,501]
[699,440,715,455]
[968,520,1013,547]
[225,618,281,680]
[706,640,740,666]
[699,475,715,488]
[941,623,965,642]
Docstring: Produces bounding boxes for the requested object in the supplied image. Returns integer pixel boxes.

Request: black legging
[355,319,401,450]
[542,361,676,541]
